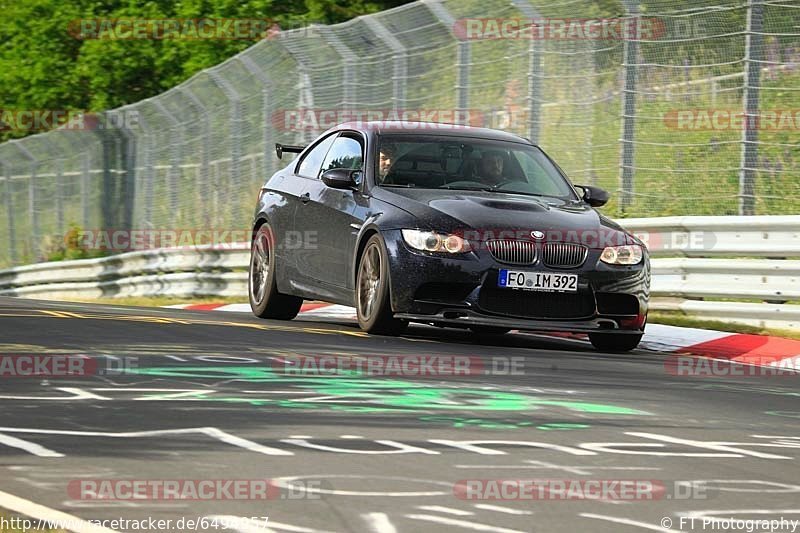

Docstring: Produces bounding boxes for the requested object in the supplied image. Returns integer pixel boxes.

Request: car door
[295,132,364,292]
[286,133,337,286]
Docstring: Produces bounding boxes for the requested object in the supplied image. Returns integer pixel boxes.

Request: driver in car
[378,144,397,180]
[477,150,506,186]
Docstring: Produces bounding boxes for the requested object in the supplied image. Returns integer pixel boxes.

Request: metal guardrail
[0,245,249,299]
[621,216,800,258]
[0,217,797,330]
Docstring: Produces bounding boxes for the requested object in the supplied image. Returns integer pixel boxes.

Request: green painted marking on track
[129,366,650,415]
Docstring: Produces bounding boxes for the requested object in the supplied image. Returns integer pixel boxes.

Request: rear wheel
[356,234,408,335]
[249,223,303,320]
[588,332,643,352]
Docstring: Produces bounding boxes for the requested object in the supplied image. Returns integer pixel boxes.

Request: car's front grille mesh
[479,286,596,319]
[486,240,537,265]
[541,243,588,268]
[486,240,587,268]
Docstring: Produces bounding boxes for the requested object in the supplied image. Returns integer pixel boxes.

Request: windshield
[375,135,579,200]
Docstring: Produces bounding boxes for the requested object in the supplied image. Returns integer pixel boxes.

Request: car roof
[328,121,532,144]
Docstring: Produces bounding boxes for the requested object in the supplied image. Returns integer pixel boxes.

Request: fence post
[11,141,39,261]
[510,0,542,144]
[208,70,243,227]
[619,0,640,214]
[1,161,16,265]
[361,17,407,112]
[127,110,152,228]
[237,55,275,182]
[40,137,65,237]
[108,107,137,233]
[316,26,358,111]
[427,0,470,124]
[177,87,211,226]
[81,150,91,230]
[739,0,763,216]
[281,40,318,143]
[151,100,182,226]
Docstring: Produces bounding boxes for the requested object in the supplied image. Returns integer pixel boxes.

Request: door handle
[300,192,310,204]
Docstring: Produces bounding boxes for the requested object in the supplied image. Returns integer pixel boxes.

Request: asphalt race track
[1,296,799,533]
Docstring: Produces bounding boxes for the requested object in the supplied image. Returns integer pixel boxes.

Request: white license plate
[498,269,578,292]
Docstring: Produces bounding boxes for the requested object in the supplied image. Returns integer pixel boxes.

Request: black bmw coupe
[249,121,649,351]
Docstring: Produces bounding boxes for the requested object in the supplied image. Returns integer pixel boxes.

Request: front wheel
[249,223,303,320]
[356,234,408,335]
[588,332,643,352]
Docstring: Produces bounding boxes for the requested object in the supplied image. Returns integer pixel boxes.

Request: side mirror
[575,185,610,207]
[321,168,361,189]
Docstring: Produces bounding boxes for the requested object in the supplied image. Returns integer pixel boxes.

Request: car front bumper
[382,229,650,333]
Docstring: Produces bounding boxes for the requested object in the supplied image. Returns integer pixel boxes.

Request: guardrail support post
[739,0,763,216]
[619,0,640,214]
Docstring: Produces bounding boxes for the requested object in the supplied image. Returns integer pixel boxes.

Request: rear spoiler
[275,143,306,159]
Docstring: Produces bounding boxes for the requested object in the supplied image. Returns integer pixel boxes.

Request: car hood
[373,187,635,247]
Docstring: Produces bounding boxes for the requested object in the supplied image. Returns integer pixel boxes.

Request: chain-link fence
[0,0,798,268]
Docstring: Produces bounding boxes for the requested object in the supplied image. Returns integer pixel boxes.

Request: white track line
[363,512,397,533]
[473,504,533,516]
[416,505,474,516]
[579,513,674,532]
[0,433,64,457]
[0,490,119,533]
[406,514,526,533]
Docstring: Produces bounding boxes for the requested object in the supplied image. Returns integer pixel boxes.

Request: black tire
[588,332,643,352]
[469,326,511,337]
[249,223,303,320]
[355,234,408,335]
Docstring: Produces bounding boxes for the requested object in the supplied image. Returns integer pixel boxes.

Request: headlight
[600,244,643,265]
[401,229,472,254]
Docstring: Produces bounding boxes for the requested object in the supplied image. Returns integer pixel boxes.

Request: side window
[297,134,336,178]
[320,136,363,174]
